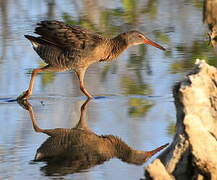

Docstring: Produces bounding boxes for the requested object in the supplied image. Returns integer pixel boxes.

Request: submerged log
[145,60,217,179]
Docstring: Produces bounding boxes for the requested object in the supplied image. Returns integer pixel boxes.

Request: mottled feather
[35,20,104,51]
[21,20,165,99]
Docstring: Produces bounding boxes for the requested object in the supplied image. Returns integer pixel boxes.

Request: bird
[17,98,169,175]
[18,20,165,99]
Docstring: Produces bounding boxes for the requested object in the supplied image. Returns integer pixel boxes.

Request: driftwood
[145,60,217,180]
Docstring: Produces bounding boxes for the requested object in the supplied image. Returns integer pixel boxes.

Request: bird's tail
[24,35,58,48]
[24,35,42,48]
[145,143,169,157]
[24,35,38,42]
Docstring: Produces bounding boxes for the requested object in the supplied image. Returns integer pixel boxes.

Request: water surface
[0,0,216,179]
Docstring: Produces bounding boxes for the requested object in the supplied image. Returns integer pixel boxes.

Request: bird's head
[123,31,165,51]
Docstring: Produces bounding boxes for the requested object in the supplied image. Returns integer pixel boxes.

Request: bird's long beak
[144,38,166,51]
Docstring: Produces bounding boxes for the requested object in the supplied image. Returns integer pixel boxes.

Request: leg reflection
[17,99,169,176]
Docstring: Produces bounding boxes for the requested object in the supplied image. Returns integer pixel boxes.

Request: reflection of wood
[203,0,217,47]
[47,0,55,19]
[145,60,217,179]
[0,0,9,61]
[84,0,100,25]
[203,0,217,26]
[18,99,168,176]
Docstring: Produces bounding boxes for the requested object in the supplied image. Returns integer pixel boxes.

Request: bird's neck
[105,35,128,60]
[104,135,150,165]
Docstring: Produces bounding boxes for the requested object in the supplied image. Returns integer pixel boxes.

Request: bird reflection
[18,99,168,176]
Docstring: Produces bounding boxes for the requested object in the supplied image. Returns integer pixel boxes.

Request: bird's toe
[17,90,30,101]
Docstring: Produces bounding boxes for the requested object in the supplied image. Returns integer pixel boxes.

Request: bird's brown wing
[35,20,103,51]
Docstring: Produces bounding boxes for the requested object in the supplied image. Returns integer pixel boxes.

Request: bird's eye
[138,34,144,38]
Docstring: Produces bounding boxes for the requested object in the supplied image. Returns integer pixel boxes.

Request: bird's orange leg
[18,66,49,100]
[76,70,93,99]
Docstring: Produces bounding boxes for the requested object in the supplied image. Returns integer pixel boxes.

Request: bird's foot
[17,90,31,101]
[17,97,31,111]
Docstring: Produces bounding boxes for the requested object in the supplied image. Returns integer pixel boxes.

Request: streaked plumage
[18,20,165,99]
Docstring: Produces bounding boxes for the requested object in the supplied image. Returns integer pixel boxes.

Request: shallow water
[0,0,216,179]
